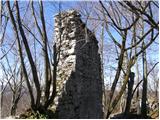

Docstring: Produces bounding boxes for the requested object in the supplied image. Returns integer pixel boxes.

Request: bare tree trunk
[7,1,35,110]
[124,72,135,115]
[106,36,126,118]
[44,44,57,109]
[31,1,52,106]
[106,31,127,118]
[10,67,23,116]
[11,92,16,116]
[107,58,135,117]
[100,23,106,118]
[15,1,41,109]
[44,3,62,108]
[120,93,125,113]
[0,82,3,118]
[10,91,22,116]
[140,18,148,117]
[10,92,22,116]
[39,1,52,104]
[133,15,141,114]
[141,40,148,117]
[135,61,141,114]
[155,78,159,99]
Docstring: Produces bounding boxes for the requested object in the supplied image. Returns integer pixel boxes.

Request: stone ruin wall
[53,10,103,118]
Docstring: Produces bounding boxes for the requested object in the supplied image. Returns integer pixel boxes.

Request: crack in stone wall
[53,10,103,118]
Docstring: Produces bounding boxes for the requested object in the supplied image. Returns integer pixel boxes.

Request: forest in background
[0,1,159,119]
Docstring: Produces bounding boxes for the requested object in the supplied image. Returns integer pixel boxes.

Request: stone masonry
[53,10,103,118]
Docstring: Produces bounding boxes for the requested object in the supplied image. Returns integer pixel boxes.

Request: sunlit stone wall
[53,10,103,118]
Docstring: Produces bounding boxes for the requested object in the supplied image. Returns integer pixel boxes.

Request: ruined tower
[54,10,103,118]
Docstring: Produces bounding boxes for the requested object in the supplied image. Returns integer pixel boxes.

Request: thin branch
[7,1,35,107]
[0,39,16,60]
[31,1,43,37]
[132,62,159,97]
[124,1,158,30]
[125,27,154,51]
[134,32,158,58]
[21,22,43,47]
[99,1,140,31]
[147,62,159,76]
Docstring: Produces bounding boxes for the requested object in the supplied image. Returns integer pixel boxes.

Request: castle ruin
[53,10,103,118]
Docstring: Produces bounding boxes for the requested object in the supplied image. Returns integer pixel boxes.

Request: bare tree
[5,1,61,115]
[0,49,25,116]
[7,1,36,111]
[99,1,158,118]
